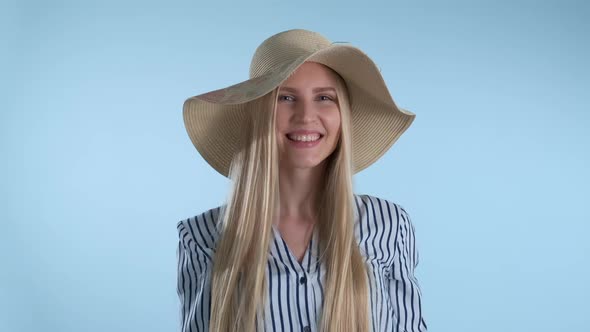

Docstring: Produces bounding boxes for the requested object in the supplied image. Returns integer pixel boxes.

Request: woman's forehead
[281,62,339,89]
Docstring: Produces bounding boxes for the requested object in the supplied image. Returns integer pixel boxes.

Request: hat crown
[249,29,332,78]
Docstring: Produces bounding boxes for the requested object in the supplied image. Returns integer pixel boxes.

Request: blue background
[2,0,588,331]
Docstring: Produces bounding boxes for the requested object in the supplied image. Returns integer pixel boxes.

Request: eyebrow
[279,86,336,94]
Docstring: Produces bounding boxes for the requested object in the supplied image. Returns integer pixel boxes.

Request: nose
[293,99,316,123]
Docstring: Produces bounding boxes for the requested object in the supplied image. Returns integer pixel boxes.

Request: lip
[286,130,324,136]
[286,135,323,148]
[284,130,325,149]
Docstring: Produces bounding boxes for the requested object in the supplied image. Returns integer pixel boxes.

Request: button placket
[296,270,311,330]
[271,224,318,331]
[299,275,307,284]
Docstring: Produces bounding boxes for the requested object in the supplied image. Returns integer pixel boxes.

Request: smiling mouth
[286,133,324,142]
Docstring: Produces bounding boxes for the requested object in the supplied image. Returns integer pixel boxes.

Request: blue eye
[278,95,295,102]
[319,95,334,101]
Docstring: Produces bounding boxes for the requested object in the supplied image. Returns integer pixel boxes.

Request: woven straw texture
[183,29,415,177]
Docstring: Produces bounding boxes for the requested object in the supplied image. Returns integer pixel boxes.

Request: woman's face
[275,62,342,171]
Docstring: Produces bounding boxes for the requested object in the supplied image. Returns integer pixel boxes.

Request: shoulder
[352,193,416,244]
[353,193,411,227]
[353,194,418,265]
[176,205,224,254]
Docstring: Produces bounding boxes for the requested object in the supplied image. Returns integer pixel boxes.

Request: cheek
[274,112,287,135]
[325,110,341,136]
[274,106,291,132]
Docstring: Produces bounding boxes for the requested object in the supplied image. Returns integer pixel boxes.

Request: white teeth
[287,134,321,142]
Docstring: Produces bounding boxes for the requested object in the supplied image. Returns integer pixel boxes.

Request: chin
[282,159,322,169]
[281,156,330,170]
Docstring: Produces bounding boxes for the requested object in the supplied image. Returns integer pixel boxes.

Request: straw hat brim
[183,44,415,178]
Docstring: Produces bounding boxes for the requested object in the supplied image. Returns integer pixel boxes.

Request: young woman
[177,29,427,332]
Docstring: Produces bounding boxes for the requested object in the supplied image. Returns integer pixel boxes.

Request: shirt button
[299,276,307,284]
[303,326,311,332]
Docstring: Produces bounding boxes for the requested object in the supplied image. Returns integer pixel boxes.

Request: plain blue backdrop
[2,0,589,331]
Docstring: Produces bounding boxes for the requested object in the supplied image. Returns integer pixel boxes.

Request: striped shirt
[176,194,428,332]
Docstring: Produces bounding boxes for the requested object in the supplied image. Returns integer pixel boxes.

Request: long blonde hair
[209,67,369,331]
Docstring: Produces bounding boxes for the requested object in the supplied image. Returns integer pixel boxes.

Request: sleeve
[388,206,428,332]
[176,220,208,332]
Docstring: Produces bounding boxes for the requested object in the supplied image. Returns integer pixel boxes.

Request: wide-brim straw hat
[183,29,415,178]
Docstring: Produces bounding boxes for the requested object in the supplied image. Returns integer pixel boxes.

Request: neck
[276,162,326,223]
